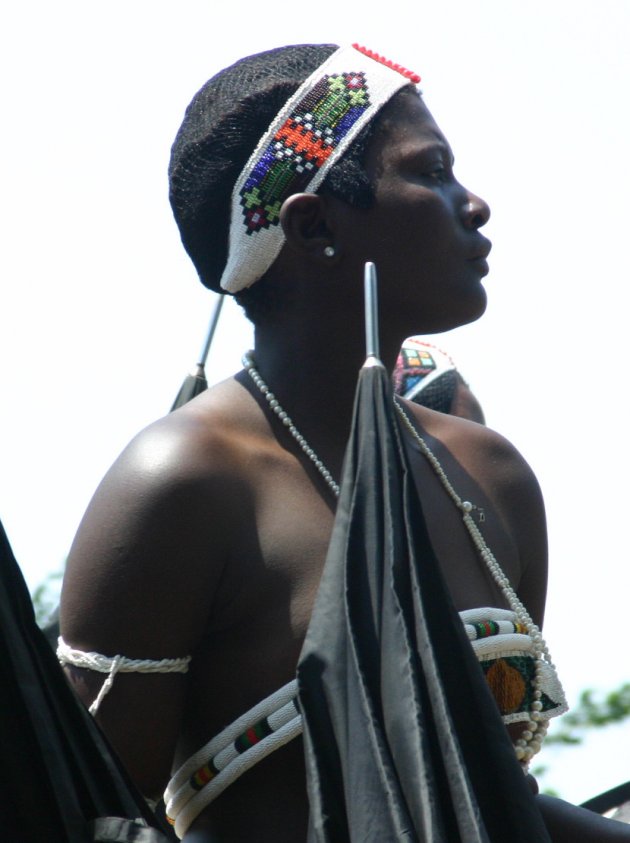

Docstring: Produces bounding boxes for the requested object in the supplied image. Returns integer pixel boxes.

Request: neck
[250,312,407,481]
[247,272,425,479]
[247,337,358,483]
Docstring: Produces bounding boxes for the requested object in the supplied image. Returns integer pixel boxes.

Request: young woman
[60,43,629,842]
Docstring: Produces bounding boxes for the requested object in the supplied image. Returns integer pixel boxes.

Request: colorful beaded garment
[220,44,420,293]
[392,337,458,402]
[461,607,567,726]
[164,608,567,838]
[165,680,301,838]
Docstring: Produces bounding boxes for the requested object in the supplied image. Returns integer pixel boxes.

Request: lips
[467,237,492,276]
[469,256,489,277]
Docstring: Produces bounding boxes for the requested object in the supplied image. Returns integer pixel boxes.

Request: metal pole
[197,294,225,366]
[363,261,383,365]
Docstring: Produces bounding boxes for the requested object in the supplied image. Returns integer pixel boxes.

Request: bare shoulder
[402,400,548,623]
[121,375,259,479]
[58,376,269,795]
[61,376,259,655]
[406,400,543,508]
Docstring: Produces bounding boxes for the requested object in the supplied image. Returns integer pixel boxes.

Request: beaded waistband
[164,680,301,838]
[163,607,567,837]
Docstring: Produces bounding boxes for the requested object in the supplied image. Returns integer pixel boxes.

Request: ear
[279,193,338,263]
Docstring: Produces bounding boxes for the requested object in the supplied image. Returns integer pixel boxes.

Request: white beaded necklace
[242,350,555,763]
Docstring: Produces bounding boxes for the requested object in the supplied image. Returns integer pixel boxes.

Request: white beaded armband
[57,636,191,715]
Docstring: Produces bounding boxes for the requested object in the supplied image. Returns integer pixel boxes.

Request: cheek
[388,180,454,228]
[367,195,458,270]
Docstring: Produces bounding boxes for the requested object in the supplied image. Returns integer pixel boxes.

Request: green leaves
[545,684,630,746]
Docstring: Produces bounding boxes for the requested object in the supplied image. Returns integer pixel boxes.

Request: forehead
[367,89,452,168]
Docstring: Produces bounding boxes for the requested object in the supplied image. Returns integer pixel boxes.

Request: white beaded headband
[220,43,421,294]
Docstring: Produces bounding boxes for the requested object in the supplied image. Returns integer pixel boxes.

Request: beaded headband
[220,43,421,294]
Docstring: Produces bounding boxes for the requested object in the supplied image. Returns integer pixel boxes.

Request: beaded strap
[163,606,567,836]
[164,680,301,838]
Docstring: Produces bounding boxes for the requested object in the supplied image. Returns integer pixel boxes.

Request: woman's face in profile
[340,89,492,336]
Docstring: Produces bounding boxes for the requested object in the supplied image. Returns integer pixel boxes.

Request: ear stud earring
[324,245,336,258]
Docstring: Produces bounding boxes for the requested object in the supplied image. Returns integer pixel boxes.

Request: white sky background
[1,0,629,805]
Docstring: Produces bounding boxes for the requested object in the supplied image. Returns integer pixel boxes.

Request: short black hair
[168,44,380,316]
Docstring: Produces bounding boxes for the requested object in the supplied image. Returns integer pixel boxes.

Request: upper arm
[485,432,549,627]
[60,414,237,796]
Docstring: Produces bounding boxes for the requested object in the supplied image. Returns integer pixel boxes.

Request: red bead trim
[352,43,421,85]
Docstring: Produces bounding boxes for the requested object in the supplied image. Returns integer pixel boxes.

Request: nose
[461,191,490,230]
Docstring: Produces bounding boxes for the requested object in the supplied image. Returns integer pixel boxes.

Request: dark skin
[450,378,486,424]
[60,89,629,841]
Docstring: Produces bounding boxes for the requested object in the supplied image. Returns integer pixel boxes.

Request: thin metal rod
[197,295,225,366]
[364,262,380,361]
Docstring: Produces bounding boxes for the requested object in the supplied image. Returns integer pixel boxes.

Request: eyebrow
[427,133,455,163]
[400,139,455,166]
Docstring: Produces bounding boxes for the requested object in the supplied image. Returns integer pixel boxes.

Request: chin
[462,292,488,326]
[431,289,488,333]
[457,282,488,324]
[393,276,488,335]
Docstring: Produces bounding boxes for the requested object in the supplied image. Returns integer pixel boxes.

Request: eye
[426,164,448,183]
[401,146,454,184]
[425,154,456,184]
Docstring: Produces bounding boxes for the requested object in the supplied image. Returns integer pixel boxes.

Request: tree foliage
[30,569,63,627]
[546,685,630,746]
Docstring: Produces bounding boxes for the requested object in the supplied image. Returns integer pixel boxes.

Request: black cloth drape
[170,363,208,411]
[0,518,172,842]
[297,362,551,842]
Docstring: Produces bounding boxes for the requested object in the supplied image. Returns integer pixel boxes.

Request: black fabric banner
[298,363,551,842]
[0,519,172,842]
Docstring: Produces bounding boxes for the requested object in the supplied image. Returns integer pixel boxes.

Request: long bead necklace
[242,350,555,763]
[243,351,340,497]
